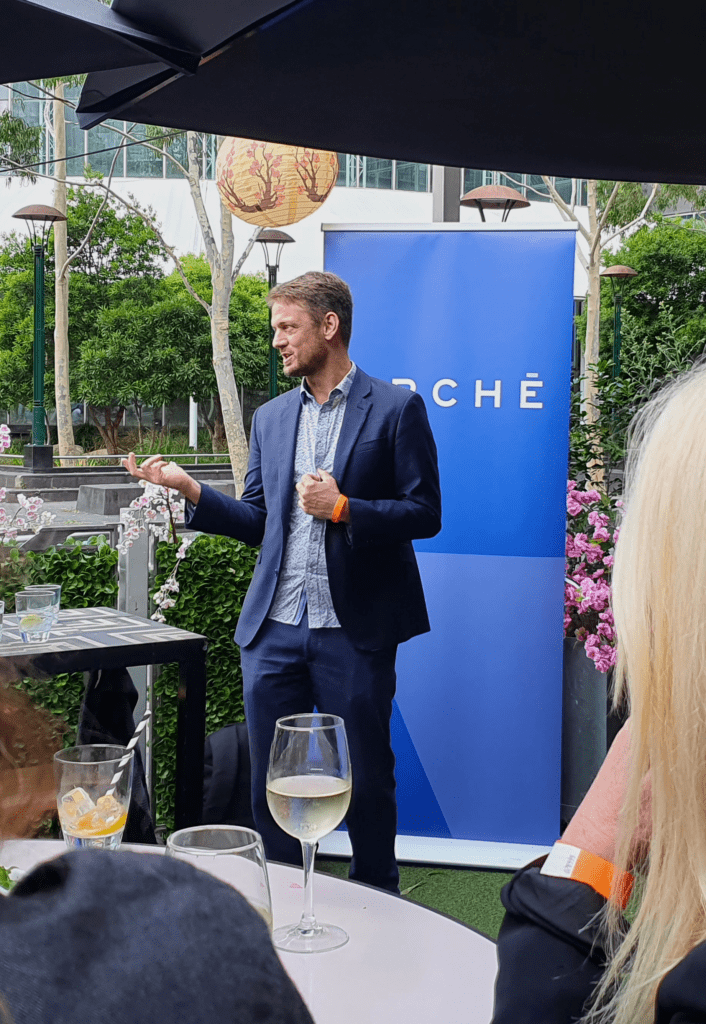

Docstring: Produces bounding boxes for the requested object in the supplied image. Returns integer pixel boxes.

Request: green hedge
[152,534,258,830]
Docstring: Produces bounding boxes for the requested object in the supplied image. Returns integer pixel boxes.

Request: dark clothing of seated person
[0,850,314,1024]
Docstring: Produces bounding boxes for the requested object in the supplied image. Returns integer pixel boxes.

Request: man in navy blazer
[124,272,441,893]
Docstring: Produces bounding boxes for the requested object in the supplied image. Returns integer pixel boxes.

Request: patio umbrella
[1,0,200,84]
[75,0,706,185]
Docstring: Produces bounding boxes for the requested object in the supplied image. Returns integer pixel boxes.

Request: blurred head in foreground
[0,662,62,839]
[587,357,706,1024]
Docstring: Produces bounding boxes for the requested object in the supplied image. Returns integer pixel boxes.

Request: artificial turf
[317,858,513,940]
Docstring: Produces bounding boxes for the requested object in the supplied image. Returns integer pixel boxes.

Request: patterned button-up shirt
[268,362,357,629]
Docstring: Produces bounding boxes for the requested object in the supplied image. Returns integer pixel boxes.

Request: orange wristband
[541,842,634,909]
[331,495,349,523]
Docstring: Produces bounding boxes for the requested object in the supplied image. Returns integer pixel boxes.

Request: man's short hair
[267,271,353,347]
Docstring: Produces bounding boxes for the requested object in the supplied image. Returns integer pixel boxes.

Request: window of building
[525,174,551,202]
[499,172,525,193]
[86,121,126,177]
[463,169,493,194]
[362,157,393,189]
[126,124,163,178]
[554,177,574,204]
[395,161,428,192]
[165,132,188,177]
[336,154,430,192]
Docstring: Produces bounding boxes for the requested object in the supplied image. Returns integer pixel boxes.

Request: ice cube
[61,787,95,820]
[95,794,123,826]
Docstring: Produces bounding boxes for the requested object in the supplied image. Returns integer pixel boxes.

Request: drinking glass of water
[166,825,273,932]
[15,590,55,642]
[266,713,352,953]
[24,584,61,625]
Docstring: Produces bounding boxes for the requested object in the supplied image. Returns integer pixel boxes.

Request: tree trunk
[133,398,143,445]
[212,392,226,451]
[52,84,77,460]
[211,201,249,492]
[88,405,124,454]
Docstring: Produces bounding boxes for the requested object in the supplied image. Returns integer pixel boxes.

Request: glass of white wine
[266,713,352,953]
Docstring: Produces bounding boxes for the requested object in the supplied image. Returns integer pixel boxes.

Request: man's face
[271,300,329,379]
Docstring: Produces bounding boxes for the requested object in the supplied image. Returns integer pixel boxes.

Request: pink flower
[603,554,614,568]
[585,544,604,564]
[588,511,610,529]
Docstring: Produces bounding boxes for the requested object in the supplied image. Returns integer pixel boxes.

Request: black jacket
[0,849,313,1024]
[492,857,706,1023]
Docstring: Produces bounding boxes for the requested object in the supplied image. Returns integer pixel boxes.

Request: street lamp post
[258,228,295,400]
[12,204,67,471]
[599,265,638,379]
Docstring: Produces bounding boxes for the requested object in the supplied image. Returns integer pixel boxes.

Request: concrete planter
[561,636,607,828]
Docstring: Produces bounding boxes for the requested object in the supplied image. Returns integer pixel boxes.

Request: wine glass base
[273,921,349,953]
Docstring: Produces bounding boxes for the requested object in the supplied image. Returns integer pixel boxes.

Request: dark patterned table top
[0,607,206,660]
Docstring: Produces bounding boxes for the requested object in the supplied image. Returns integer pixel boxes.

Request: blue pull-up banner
[324,224,576,846]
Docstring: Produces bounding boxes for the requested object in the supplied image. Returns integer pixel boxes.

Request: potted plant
[561,480,622,826]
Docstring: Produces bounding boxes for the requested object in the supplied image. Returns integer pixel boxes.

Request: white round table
[1,840,499,1024]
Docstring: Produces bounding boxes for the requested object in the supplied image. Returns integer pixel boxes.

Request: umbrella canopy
[2,0,201,83]
[67,0,705,185]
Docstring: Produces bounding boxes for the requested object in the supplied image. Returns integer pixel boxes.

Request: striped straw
[105,707,151,797]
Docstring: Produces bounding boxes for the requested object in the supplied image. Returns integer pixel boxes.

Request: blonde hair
[583,357,706,1023]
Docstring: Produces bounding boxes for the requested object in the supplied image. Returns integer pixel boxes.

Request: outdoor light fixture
[460,184,530,222]
[600,265,638,378]
[12,204,67,472]
[258,228,295,401]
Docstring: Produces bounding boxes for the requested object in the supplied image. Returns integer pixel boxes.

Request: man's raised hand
[122,453,200,504]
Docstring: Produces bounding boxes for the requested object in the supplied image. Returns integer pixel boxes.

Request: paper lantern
[216,138,338,227]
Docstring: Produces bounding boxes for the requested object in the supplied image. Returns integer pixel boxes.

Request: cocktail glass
[54,745,134,851]
[166,825,273,932]
[15,590,54,642]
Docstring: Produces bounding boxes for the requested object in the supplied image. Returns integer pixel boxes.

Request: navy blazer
[186,367,442,651]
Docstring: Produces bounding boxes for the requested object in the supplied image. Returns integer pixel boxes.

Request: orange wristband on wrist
[541,842,634,909]
[331,495,349,523]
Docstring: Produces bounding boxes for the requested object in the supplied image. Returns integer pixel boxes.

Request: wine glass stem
[298,840,318,933]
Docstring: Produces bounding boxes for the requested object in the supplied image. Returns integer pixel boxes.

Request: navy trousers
[240,613,399,893]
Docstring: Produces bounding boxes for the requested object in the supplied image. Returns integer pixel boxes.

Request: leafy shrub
[151,534,257,829]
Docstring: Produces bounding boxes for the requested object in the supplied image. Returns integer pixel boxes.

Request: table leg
[175,643,208,830]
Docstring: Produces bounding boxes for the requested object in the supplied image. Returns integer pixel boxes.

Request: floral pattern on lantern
[216,138,338,227]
